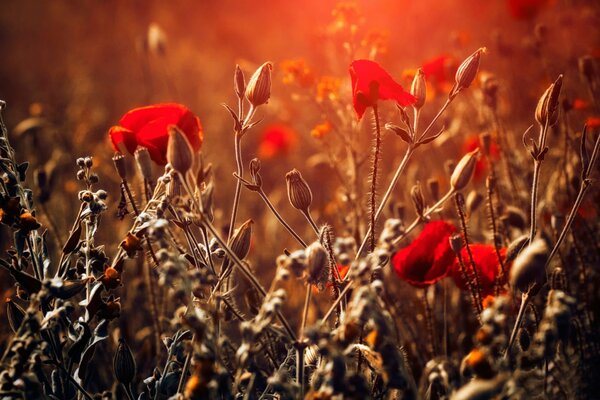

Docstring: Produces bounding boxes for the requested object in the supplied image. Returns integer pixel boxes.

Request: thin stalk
[124,384,136,400]
[455,193,483,308]
[529,160,542,243]
[177,334,196,394]
[369,105,383,252]
[295,342,307,400]
[300,285,312,339]
[260,191,307,248]
[302,209,320,237]
[422,288,437,356]
[504,291,530,358]
[417,98,452,142]
[227,133,244,241]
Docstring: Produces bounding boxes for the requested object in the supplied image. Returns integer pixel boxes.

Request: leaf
[17,162,29,181]
[580,125,589,181]
[416,126,446,147]
[75,320,110,381]
[385,123,412,144]
[62,221,82,255]
[221,103,242,131]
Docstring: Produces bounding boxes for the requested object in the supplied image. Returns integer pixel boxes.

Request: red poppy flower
[392,221,456,288]
[349,59,416,120]
[507,0,554,20]
[449,244,507,296]
[109,103,203,165]
[258,124,298,159]
[421,55,454,85]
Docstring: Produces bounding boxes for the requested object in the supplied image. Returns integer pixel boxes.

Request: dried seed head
[245,62,272,107]
[510,238,548,293]
[286,169,313,213]
[449,234,464,254]
[535,75,563,127]
[466,190,484,216]
[112,153,127,180]
[454,48,485,94]
[113,338,136,384]
[167,125,194,175]
[234,64,246,99]
[450,148,480,191]
[228,219,253,260]
[6,298,25,333]
[410,68,427,109]
[134,147,153,180]
[305,241,329,286]
[410,183,425,217]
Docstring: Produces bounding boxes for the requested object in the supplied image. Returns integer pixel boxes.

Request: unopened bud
[245,62,272,107]
[410,183,425,217]
[113,338,136,385]
[535,74,563,128]
[410,68,427,109]
[510,238,548,293]
[135,147,153,180]
[228,219,253,260]
[305,241,328,286]
[234,65,246,99]
[112,153,127,180]
[450,148,480,191]
[454,48,485,95]
[167,125,194,175]
[286,169,313,213]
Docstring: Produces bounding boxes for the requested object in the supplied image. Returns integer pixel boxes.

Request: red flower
[450,244,507,296]
[586,117,600,129]
[421,55,454,85]
[349,59,416,120]
[258,124,298,159]
[109,103,203,165]
[392,221,456,288]
[507,0,554,20]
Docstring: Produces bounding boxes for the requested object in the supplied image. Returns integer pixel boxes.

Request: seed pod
[134,147,153,180]
[286,169,313,213]
[167,125,194,175]
[535,74,563,128]
[454,48,485,93]
[245,62,272,107]
[505,235,529,263]
[305,241,328,286]
[510,238,548,293]
[450,148,480,191]
[410,68,427,109]
[228,219,253,260]
[6,298,25,333]
[113,338,136,385]
[234,64,246,99]
[112,153,127,180]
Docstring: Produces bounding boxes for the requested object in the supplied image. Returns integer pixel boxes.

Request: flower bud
[305,241,328,286]
[167,125,194,175]
[410,68,427,109]
[454,48,485,94]
[228,219,253,260]
[510,238,548,293]
[535,75,563,128]
[450,148,480,191]
[135,147,153,180]
[245,62,272,107]
[286,169,313,213]
[234,64,246,99]
[112,152,127,180]
[113,338,136,385]
[410,183,425,217]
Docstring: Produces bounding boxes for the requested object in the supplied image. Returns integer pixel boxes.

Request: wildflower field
[1,0,600,398]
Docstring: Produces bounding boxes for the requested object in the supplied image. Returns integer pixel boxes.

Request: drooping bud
[410,68,427,109]
[535,75,563,128]
[286,169,313,213]
[134,147,153,180]
[167,125,194,175]
[245,62,272,107]
[454,48,485,95]
[228,219,253,260]
[234,65,246,99]
[113,338,136,385]
[305,241,328,286]
[450,148,480,191]
[510,238,548,293]
[112,153,127,180]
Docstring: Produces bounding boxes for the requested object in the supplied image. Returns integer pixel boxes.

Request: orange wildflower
[311,121,333,139]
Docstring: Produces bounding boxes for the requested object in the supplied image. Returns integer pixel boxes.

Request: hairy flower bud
[134,147,153,180]
[286,169,313,213]
[245,62,272,107]
[454,48,485,94]
[228,219,253,260]
[410,68,427,109]
[167,125,194,175]
[112,152,127,180]
[450,148,480,191]
[305,241,328,286]
[535,75,563,128]
[234,64,246,99]
[113,338,136,385]
[510,238,548,293]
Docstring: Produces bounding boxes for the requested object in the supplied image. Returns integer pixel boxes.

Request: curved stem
[417,98,453,142]
[302,209,320,237]
[258,190,307,248]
